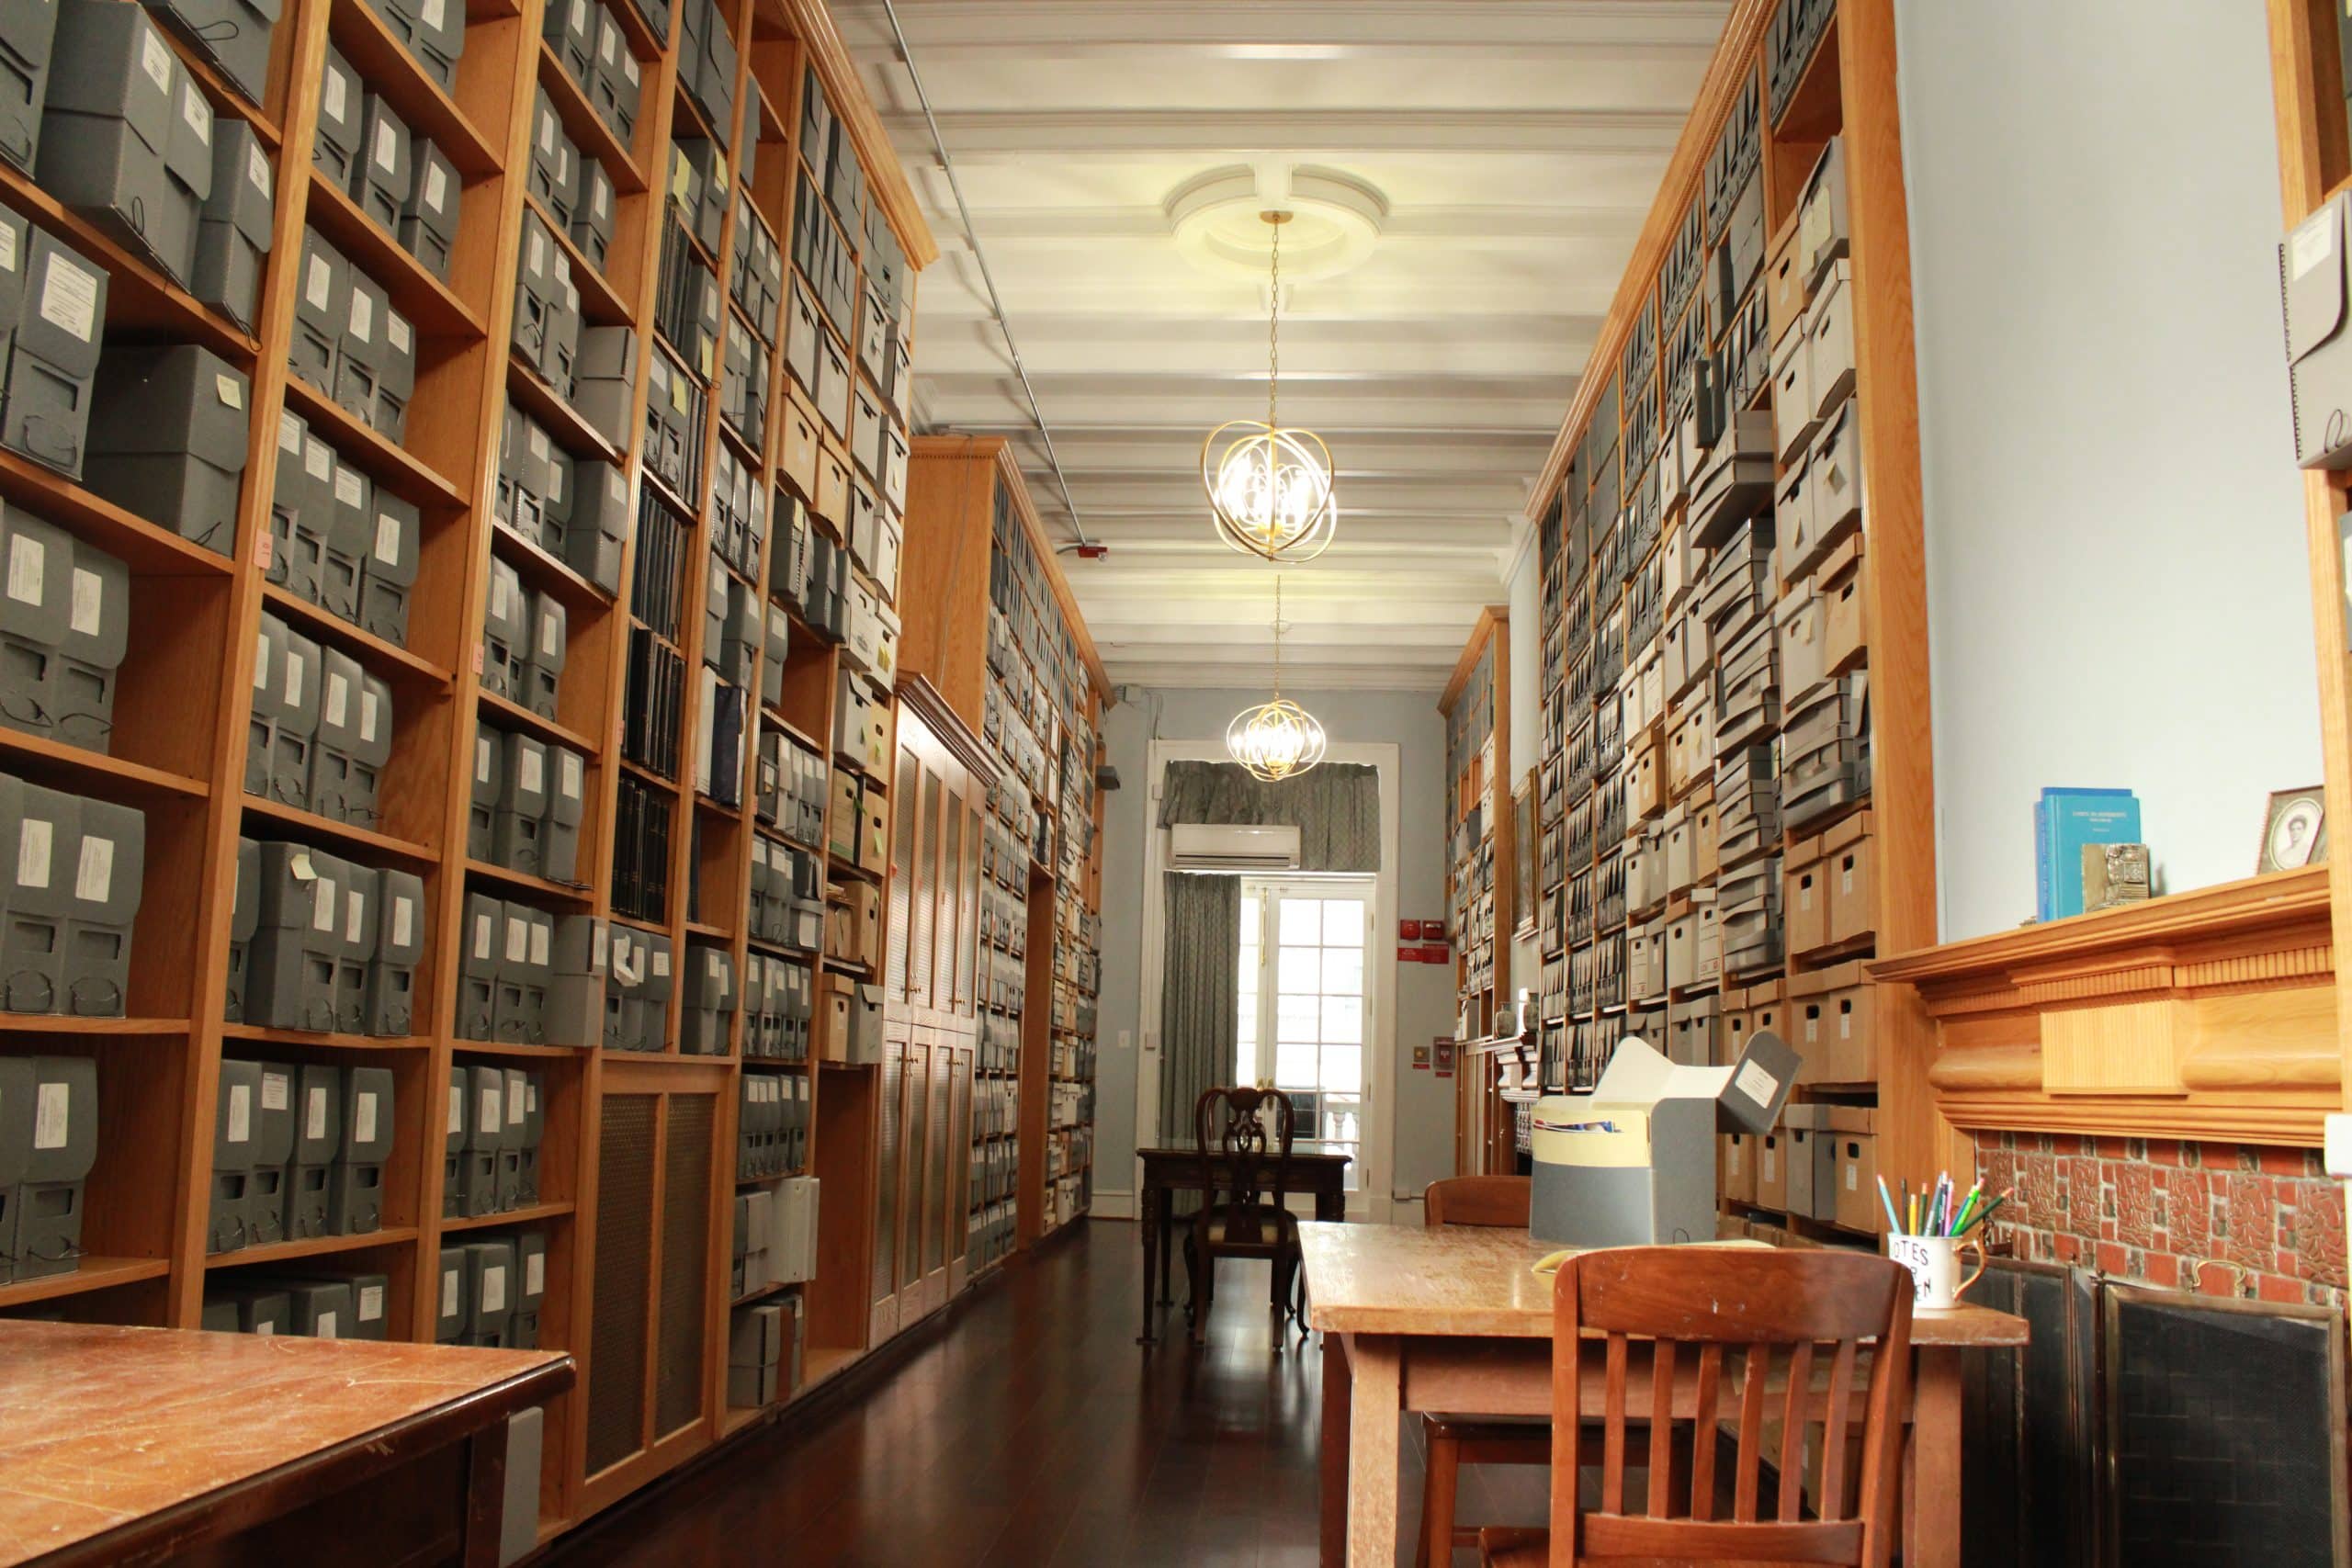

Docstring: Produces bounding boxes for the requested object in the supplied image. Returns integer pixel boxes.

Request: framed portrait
[1511,773,1538,940]
[2259,786,2328,874]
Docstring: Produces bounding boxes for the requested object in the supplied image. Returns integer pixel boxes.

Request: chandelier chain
[1268,218,1280,432]
[1272,573,1283,696]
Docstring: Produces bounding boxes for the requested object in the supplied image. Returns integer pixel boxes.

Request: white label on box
[263,1070,288,1112]
[354,1089,377,1145]
[348,288,372,343]
[526,1250,544,1296]
[6,533,42,606]
[306,254,333,311]
[421,0,443,28]
[315,1312,337,1340]
[624,52,638,86]
[313,877,335,932]
[506,915,529,963]
[74,835,111,904]
[652,947,669,978]
[285,649,305,710]
[1804,1013,1819,1043]
[1733,1057,1780,1109]
[306,1084,328,1141]
[388,313,410,355]
[527,425,548,461]
[526,1079,537,1113]
[1845,1163,1858,1191]
[570,0,586,29]
[594,180,609,219]
[289,851,314,882]
[506,1071,526,1126]
[441,1269,458,1317]
[530,920,548,967]
[1840,1010,1852,1040]
[538,110,554,155]
[254,1316,276,1336]
[140,27,172,92]
[2295,211,2335,279]
[33,1078,66,1148]
[520,749,543,795]
[226,1082,251,1144]
[345,887,364,944]
[425,160,447,212]
[540,610,560,657]
[16,818,49,891]
[183,84,209,143]
[1841,864,1855,896]
[481,1264,506,1314]
[324,671,349,729]
[391,895,413,949]
[560,752,582,798]
[375,510,401,564]
[0,221,17,274]
[249,141,271,197]
[360,687,380,744]
[359,1284,383,1321]
[279,410,303,452]
[474,909,493,960]
[547,459,563,504]
[334,466,363,508]
[374,119,398,173]
[447,1082,464,1134]
[597,18,615,60]
[29,249,96,347]
[323,67,346,123]
[305,440,331,481]
[480,1081,501,1133]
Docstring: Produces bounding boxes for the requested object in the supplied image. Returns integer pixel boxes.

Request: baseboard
[1090,1189,1135,1220]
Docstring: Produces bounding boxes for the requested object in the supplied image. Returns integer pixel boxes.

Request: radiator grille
[587,1095,654,1474]
[655,1094,714,1438]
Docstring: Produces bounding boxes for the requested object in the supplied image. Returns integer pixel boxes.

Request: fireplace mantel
[1871,868,2343,1146]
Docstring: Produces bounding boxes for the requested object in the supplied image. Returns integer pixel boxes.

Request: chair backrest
[1547,1247,1912,1566]
[1423,1175,1531,1229]
[1193,1087,1295,1245]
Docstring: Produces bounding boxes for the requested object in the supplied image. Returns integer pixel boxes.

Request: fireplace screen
[2104,1286,2347,1567]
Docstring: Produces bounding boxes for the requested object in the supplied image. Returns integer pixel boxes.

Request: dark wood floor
[544,1217,1547,1567]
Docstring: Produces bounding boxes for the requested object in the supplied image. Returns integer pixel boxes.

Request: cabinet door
[923,1035,954,1288]
[956,799,980,1015]
[899,1038,930,1302]
[908,765,939,1007]
[888,742,920,1000]
[947,1043,973,1291]
[871,1034,905,1329]
[934,790,963,1012]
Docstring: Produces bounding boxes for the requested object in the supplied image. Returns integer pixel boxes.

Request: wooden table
[1298,1221,2027,1568]
[0,1321,573,1567]
[1135,1145,1351,1343]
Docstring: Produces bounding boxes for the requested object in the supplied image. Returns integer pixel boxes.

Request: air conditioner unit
[1169,823,1301,871]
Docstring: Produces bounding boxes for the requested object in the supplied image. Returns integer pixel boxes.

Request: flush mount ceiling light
[1227,575,1328,783]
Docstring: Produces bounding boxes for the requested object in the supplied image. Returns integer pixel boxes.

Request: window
[1236,878,1372,1190]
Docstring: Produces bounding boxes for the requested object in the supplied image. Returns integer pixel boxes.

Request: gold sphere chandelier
[1202,212,1339,563]
[1227,576,1328,783]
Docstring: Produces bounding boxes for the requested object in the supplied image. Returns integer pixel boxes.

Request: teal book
[2038,788,2141,921]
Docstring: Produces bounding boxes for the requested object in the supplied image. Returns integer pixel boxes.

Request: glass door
[1237,878,1374,1193]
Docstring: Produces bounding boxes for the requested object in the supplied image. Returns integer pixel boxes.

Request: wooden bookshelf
[1500,0,1939,1242]
[0,0,939,1545]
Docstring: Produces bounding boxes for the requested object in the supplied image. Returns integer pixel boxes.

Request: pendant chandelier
[1202,213,1339,562]
[1227,575,1328,783]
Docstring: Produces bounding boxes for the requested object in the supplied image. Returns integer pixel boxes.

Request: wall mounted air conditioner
[1169,823,1301,871]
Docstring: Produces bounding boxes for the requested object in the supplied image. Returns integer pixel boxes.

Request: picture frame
[2258,786,2329,874]
[1511,772,1538,941]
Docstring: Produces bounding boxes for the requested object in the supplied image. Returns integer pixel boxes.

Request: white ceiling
[841,0,1730,691]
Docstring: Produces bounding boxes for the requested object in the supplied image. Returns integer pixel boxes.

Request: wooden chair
[1479,1247,1913,1567]
[1418,1176,1545,1568]
[1182,1086,1304,1351]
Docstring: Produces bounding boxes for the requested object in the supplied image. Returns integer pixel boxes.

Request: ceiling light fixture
[1202,212,1339,562]
[1227,575,1328,783]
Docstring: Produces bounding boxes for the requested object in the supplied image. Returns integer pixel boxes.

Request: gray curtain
[1158,871,1240,1162]
[1158,760,1380,874]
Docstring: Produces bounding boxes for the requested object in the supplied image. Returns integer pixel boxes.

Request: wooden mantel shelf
[1871,868,2342,1147]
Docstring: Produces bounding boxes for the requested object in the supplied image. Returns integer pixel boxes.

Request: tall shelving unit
[899,435,1107,1262]
[0,0,942,1543]
[1503,0,1942,1228]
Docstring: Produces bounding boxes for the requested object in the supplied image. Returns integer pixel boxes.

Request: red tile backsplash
[1973,1132,2347,1309]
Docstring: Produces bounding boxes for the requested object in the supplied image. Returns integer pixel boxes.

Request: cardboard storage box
[1784,832,1829,957]
[1788,960,1875,1085]
[1755,1127,1787,1211]
[1721,1130,1756,1205]
[1825,809,1876,948]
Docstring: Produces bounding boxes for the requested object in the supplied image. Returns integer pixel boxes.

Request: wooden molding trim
[772,0,940,268]
[1878,868,2340,1145]
[899,673,1001,786]
[1439,606,1508,715]
[1524,0,1775,515]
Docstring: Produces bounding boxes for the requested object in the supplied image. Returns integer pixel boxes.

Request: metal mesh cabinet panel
[655,1094,714,1438]
[588,1095,656,1475]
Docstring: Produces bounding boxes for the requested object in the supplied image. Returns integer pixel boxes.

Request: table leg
[1159,1199,1175,1304]
[1347,1334,1402,1568]
[1320,1331,1351,1567]
[1904,1347,1962,1568]
[1317,1184,1345,1224]
[1138,1182,1159,1344]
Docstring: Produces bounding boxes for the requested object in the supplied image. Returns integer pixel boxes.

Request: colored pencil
[1876,1175,1902,1234]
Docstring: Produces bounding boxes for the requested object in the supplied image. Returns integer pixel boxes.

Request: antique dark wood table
[1133,1145,1351,1343]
